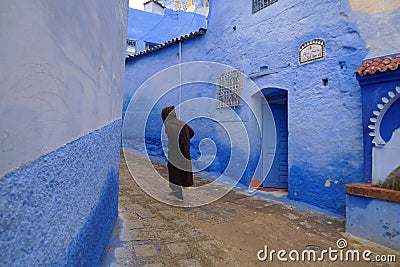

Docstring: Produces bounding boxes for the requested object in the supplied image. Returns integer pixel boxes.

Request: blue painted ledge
[345,183,400,250]
[0,120,121,266]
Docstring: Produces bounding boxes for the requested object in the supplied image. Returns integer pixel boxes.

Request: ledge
[345,182,400,203]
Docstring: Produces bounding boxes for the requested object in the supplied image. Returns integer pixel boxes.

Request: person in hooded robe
[161,106,194,200]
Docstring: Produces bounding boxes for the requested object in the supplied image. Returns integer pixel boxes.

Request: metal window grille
[216,69,242,108]
[253,0,278,13]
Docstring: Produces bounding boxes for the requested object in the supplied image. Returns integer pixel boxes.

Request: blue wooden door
[262,100,288,188]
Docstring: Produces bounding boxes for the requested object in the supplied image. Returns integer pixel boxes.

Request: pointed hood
[161,106,176,122]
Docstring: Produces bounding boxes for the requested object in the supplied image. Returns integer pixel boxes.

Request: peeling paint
[325,179,331,187]
[346,194,400,250]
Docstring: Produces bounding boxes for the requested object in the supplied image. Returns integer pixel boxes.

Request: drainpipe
[178,39,182,117]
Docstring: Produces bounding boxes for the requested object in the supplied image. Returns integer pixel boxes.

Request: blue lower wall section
[0,120,121,266]
[346,194,400,250]
[288,149,364,216]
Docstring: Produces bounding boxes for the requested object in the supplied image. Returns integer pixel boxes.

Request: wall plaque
[298,39,325,65]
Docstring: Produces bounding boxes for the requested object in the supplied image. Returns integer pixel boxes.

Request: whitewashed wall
[0,0,128,177]
[349,0,400,58]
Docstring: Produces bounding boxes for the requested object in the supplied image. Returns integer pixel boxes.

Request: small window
[145,42,159,51]
[216,69,243,108]
[253,0,278,13]
[126,39,136,54]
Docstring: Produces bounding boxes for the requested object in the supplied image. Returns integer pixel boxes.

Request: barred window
[253,0,278,13]
[216,69,242,108]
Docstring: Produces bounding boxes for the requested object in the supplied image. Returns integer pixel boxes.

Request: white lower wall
[372,129,400,184]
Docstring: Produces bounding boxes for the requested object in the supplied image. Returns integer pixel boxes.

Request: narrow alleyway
[102,151,399,267]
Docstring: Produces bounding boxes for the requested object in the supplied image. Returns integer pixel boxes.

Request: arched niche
[370,86,400,185]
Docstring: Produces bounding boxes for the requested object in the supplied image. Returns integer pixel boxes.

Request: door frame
[261,89,288,188]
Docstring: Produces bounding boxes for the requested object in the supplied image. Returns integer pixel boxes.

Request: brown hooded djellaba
[161,106,194,187]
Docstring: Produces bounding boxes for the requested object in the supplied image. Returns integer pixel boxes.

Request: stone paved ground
[102,151,400,267]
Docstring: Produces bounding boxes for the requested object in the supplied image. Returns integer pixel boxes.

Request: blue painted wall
[124,0,400,215]
[346,194,400,250]
[127,7,206,53]
[0,120,121,266]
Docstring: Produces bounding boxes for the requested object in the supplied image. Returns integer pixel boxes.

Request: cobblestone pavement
[102,151,399,267]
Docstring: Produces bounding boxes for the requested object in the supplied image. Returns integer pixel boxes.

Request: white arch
[371,86,400,185]
[369,86,400,146]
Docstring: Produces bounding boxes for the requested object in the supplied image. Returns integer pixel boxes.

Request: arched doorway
[262,88,288,188]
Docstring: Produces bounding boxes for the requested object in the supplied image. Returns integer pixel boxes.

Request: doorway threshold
[256,187,288,197]
[250,179,288,196]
